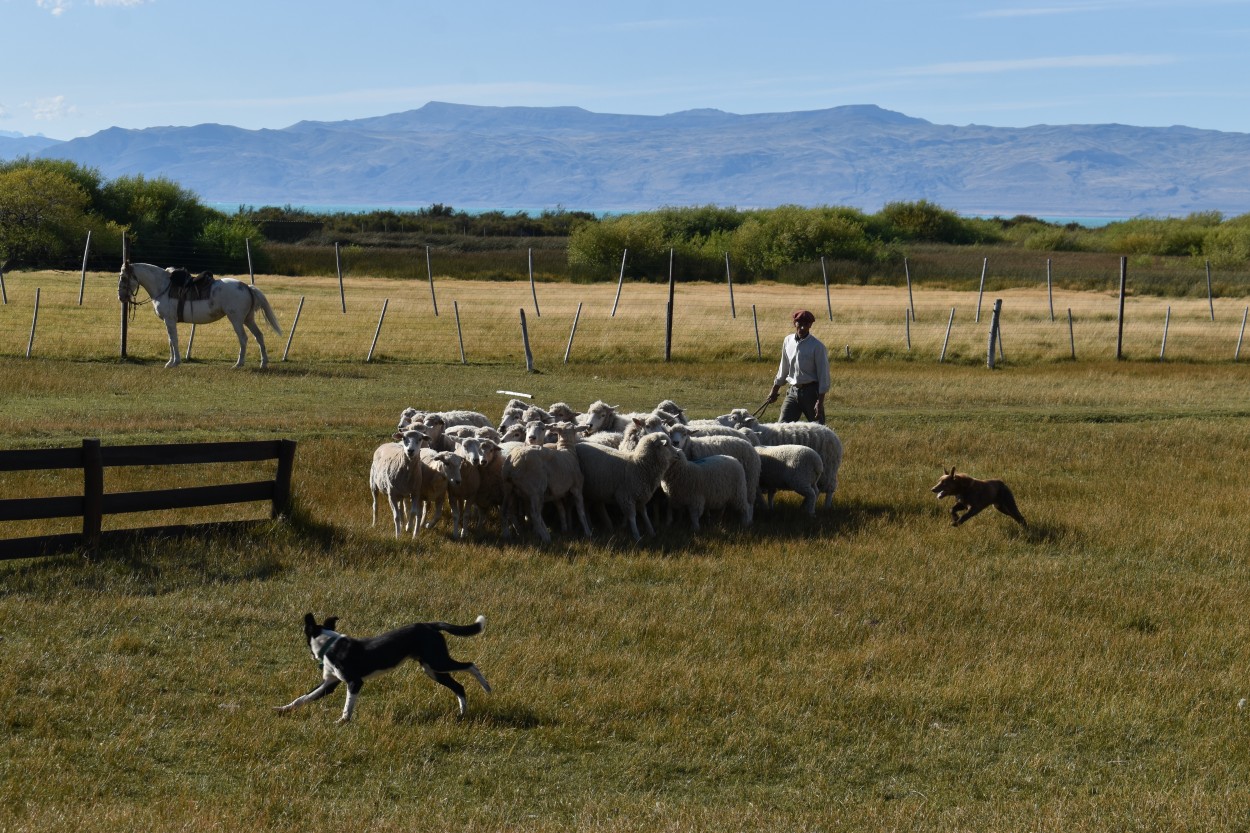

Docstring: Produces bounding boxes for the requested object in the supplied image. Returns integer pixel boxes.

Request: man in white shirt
[765,309,830,424]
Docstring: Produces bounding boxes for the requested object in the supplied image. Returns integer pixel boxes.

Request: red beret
[792,309,815,325]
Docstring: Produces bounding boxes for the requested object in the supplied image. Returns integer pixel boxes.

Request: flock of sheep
[369,397,844,545]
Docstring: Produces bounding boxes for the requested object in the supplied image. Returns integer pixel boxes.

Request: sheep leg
[569,490,593,538]
[527,493,552,545]
[388,494,406,538]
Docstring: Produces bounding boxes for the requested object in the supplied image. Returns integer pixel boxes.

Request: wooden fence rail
[0,438,296,561]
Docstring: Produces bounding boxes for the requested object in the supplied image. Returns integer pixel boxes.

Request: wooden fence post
[272,439,297,519]
[904,308,911,352]
[904,257,915,322]
[246,238,255,285]
[987,299,1002,369]
[725,252,736,319]
[1116,256,1127,360]
[939,307,955,363]
[282,296,304,362]
[752,304,762,360]
[0,260,7,304]
[120,233,128,358]
[1235,307,1248,361]
[664,248,674,362]
[1047,258,1055,322]
[26,288,40,358]
[426,246,439,317]
[822,257,833,321]
[1068,308,1076,360]
[1159,306,1171,361]
[82,438,104,555]
[78,228,91,303]
[335,242,346,313]
[367,299,388,362]
[454,301,466,364]
[528,248,540,317]
[975,257,987,322]
[519,309,534,372]
[611,249,627,317]
[564,302,583,364]
[185,323,196,361]
[1206,260,1215,322]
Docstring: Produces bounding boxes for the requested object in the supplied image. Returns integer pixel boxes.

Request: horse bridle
[118,262,166,320]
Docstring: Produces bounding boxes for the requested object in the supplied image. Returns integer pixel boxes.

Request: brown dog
[931,467,1027,527]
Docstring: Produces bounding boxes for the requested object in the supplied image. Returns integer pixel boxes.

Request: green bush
[877,199,990,244]
[0,166,119,267]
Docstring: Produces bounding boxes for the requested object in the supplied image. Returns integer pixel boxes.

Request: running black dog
[275,613,491,723]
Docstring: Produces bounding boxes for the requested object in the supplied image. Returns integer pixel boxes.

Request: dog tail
[434,614,486,638]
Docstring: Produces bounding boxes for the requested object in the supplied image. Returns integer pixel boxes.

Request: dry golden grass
[1,269,1247,367]
[2,269,1250,832]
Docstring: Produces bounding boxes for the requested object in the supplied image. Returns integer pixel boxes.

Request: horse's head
[118,261,136,302]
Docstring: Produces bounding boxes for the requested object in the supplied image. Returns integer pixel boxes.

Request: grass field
[1,270,1250,831]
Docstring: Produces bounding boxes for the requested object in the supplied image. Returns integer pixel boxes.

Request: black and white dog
[275,613,492,724]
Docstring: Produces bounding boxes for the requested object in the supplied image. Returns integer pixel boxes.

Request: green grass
[2,273,1250,831]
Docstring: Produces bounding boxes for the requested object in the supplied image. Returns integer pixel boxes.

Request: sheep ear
[392,431,403,441]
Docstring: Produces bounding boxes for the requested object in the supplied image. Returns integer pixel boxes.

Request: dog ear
[303,613,319,636]
[324,616,339,632]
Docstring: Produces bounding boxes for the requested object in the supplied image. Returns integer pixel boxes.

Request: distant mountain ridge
[5,102,1250,216]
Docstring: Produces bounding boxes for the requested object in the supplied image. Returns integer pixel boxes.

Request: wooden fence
[0,438,296,560]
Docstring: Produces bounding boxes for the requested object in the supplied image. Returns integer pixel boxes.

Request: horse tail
[250,287,283,335]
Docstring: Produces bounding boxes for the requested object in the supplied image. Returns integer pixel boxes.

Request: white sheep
[755,444,825,515]
[660,452,753,531]
[501,422,592,545]
[498,405,527,432]
[717,413,843,509]
[415,448,465,535]
[618,415,669,451]
[581,430,624,448]
[547,402,581,423]
[430,409,493,429]
[582,400,648,435]
[369,428,428,538]
[667,425,762,509]
[684,420,750,439]
[462,439,506,535]
[573,431,679,542]
[443,436,491,538]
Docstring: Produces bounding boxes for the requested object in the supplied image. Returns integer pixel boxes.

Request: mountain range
[5,102,1250,217]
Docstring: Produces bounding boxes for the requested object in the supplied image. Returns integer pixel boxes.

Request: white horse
[118,261,282,369]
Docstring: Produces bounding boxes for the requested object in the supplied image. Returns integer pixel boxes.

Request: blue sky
[3,0,1249,140]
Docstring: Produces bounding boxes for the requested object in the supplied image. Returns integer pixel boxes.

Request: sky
[2,0,1249,141]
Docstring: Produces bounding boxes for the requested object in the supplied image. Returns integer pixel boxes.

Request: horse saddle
[169,268,214,322]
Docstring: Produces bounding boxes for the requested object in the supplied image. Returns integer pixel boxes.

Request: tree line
[3,158,1249,280]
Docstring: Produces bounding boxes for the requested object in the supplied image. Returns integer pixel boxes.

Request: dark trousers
[779,383,824,424]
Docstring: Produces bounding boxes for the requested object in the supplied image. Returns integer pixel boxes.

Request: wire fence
[2,260,1247,368]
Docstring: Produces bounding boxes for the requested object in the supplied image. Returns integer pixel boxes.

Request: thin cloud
[608,18,703,32]
[36,0,149,13]
[32,95,77,121]
[890,53,1176,77]
[972,0,1250,17]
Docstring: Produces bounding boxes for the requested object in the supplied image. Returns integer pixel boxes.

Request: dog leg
[422,664,470,716]
[954,503,988,526]
[337,680,363,724]
[275,678,340,713]
[950,501,968,526]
